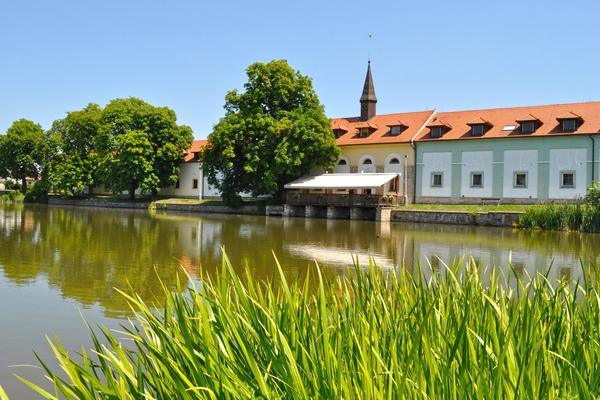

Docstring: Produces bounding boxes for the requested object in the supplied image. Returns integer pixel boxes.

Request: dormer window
[521,121,536,134]
[471,124,487,137]
[333,129,343,138]
[430,126,445,138]
[467,118,491,137]
[561,119,579,132]
[358,128,370,138]
[516,114,541,134]
[390,125,405,136]
[556,112,583,133]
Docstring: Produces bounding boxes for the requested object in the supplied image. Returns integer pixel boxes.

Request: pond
[1,204,599,397]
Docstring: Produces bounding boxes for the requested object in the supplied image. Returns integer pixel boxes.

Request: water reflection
[0,205,599,318]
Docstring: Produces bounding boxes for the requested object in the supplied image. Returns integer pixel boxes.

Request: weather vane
[368,33,373,62]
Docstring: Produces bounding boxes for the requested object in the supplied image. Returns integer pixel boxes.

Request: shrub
[585,181,600,207]
[24,181,48,203]
[0,191,24,203]
[11,254,600,399]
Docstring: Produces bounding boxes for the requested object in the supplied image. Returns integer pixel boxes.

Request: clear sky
[1,0,599,138]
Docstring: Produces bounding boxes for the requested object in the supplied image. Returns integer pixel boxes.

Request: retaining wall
[392,209,522,227]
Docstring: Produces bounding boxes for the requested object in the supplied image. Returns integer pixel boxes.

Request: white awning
[284,173,398,190]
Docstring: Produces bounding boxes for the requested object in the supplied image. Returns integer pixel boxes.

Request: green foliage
[46,104,103,197]
[0,191,24,203]
[24,181,49,203]
[203,60,340,205]
[105,130,158,199]
[0,119,46,193]
[98,98,193,199]
[585,181,600,207]
[16,253,600,399]
[4,179,21,191]
[520,182,600,232]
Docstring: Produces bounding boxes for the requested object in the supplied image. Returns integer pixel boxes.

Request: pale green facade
[415,135,600,202]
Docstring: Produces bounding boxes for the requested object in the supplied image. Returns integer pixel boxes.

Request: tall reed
[519,202,600,232]
[10,254,600,399]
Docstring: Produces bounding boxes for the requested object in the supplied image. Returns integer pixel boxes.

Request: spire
[360,60,377,120]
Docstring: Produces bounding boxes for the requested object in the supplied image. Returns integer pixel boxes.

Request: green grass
[401,203,540,213]
[519,202,600,232]
[9,254,600,399]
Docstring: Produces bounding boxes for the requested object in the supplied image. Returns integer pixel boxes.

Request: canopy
[284,173,397,190]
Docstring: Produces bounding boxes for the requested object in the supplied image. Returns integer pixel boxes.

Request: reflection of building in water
[285,243,396,270]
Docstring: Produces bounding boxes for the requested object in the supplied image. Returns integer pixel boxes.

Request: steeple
[360,60,377,120]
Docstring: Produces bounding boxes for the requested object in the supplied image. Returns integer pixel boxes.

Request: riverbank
[47,197,526,227]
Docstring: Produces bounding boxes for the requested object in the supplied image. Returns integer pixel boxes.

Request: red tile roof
[184,139,207,162]
[332,110,435,146]
[414,102,600,142]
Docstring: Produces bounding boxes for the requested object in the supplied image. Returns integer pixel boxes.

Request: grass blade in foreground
[16,254,600,399]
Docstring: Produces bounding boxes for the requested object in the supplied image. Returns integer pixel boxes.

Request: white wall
[503,150,538,199]
[162,162,203,198]
[203,174,221,197]
[421,152,452,197]
[548,148,587,199]
[460,151,493,198]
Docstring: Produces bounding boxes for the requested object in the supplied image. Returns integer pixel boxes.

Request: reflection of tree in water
[0,206,187,318]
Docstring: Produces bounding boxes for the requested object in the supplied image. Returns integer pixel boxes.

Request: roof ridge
[435,100,600,114]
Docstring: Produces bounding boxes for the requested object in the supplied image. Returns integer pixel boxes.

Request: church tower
[360,60,377,120]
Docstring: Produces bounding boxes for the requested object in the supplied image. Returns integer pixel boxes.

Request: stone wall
[49,198,151,209]
[392,209,522,227]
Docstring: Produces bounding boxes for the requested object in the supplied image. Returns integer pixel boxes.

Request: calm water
[1,204,599,397]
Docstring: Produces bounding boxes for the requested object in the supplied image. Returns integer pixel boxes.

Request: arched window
[338,159,347,165]
[389,158,400,164]
[362,158,373,165]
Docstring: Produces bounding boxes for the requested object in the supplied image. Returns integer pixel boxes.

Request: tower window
[520,121,536,134]
[561,119,579,132]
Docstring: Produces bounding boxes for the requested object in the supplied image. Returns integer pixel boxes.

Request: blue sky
[1,0,599,138]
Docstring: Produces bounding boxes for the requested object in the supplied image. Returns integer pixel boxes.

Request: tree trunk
[129,182,136,201]
[21,177,27,194]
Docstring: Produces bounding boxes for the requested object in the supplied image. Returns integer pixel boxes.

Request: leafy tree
[202,60,340,206]
[0,119,46,192]
[47,104,103,197]
[106,130,157,199]
[99,98,193,199]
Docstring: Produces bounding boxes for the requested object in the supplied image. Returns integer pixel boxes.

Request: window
[471,124,487,137]
[513,172,528,188]
[561,119,578,132]
[520,121,536,134]
[175,180,180,189]
[389,157,400,164]
[430,126,445,138]
[560,171,575,188]
[362,158,373,165]
[192,152,201,161]
[192,179,199,189]
[358,128,370,138]
[390,125,405,136]
[431,172,443,187]
[338,159,347,166]
[470,172,483,188]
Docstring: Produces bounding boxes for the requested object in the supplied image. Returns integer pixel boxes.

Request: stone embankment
[48,198,523,227]
[391,209,522,227]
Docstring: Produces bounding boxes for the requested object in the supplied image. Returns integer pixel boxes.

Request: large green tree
[98,98,193,199]
[47,104,103,197]
[202,60,340,205]
[0,119,46,192]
